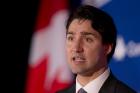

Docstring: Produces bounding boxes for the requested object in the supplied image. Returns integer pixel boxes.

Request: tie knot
[78,88,87,93]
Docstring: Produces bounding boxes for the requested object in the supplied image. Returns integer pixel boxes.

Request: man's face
[66,19,110,76]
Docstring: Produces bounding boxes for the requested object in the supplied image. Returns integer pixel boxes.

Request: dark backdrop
[3,0,40,93]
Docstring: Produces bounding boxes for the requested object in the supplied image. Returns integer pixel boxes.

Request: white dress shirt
[76,68,110,93]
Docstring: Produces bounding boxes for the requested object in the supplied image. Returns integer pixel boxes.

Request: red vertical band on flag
[25,58,48,93]
[25,0,72,93]
[35,0,67,31]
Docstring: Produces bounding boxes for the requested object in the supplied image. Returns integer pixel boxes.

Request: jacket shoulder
[115,80,136,93]
[99,73,137,93]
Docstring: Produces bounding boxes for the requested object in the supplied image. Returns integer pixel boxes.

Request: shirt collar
[76,68,110,93]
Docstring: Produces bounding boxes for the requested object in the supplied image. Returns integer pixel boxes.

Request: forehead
[67,19,100,36]
[68,19,92,31]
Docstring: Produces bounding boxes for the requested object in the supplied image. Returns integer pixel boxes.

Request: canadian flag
[25,0,73,93]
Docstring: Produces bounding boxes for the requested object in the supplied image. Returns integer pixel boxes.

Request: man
[57,5,136,93]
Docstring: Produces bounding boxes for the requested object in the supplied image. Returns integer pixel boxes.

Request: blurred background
[14,0,140,93]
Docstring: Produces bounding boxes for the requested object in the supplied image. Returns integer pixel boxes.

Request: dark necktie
[78,88,87,93]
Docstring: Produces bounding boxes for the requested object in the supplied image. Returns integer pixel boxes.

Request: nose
[72,38,84,53]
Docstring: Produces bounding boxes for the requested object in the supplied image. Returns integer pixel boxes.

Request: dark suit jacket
[56,73,136,93]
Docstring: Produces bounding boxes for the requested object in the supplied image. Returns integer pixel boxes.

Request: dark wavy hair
[66,5,117,62]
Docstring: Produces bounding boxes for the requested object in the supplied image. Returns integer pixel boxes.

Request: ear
[104,44,113,56]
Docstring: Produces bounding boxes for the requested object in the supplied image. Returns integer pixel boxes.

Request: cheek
[85,45,103,60]
[66,48,69,57]
[66,47,71,60]
[66,43,72,54]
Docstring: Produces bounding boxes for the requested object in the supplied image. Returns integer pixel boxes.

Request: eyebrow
[68,32,96,38]
[67,32,73,35]
[81,32,96,36]
[67,31,96,36]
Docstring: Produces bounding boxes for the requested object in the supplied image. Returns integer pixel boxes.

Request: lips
[72,54,86,62]
[73,56,85,61]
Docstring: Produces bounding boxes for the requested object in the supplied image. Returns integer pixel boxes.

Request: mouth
[72,54,86,64]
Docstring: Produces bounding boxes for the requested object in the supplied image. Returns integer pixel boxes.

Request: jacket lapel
[66,84,76,93]
[99,73,117,93]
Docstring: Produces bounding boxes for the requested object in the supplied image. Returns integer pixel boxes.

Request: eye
[85,37,93,42]
[67,35,74,41]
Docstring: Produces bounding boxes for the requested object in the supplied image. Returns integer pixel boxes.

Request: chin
[71,69,84,75]
[71,69,80,74]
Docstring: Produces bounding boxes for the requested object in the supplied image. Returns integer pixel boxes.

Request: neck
[77,66,108,86]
